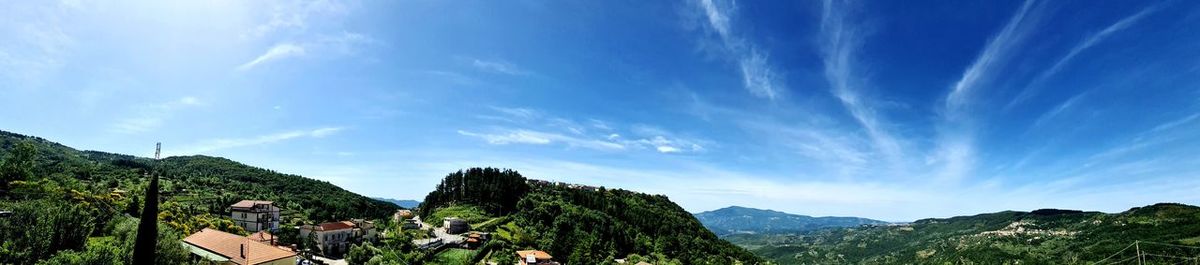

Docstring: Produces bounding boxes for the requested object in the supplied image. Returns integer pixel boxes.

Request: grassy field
[428,205,491,225]
[430,248,477,265]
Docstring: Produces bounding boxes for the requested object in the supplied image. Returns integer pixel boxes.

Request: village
[177,199,566,265]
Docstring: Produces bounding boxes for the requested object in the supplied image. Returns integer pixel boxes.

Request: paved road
[412,216,463,248]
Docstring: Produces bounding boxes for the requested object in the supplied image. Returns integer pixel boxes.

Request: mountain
[0,130,398,263]
[728,203,1200,264]
[694,206,888,235]
[406,168,765,264]
[373,197,420,209]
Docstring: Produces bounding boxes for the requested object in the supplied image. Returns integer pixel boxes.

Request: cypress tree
[132,174,159,264]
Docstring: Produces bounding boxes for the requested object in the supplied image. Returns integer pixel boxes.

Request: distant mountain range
[373,197,420,209]
[729,203,1200,264]
[694,206,888,235]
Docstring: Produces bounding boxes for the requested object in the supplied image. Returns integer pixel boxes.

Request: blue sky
[3,0,1200,221]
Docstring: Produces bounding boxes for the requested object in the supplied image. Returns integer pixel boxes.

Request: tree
[131,175,158,264]
[1,140,37,188]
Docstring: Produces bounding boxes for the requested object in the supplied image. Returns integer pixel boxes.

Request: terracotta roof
[516,250,553,260]
[247,231,274,243]
[317,221,355,231]
[230,200,273,208]
[183,228,295,265]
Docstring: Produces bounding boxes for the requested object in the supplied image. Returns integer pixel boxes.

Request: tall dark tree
[132,174,159,264]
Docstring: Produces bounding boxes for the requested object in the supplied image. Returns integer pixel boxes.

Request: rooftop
[316,221,356,231]
[183,228,295,265]
[230,200,274,208]
[247,231,275,243]
[516,250,553,260]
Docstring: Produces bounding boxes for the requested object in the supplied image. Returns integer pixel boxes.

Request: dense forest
[729,203,1200,264]
[411,167,765,265]
[416,167,529,219]
[0,130,398,264]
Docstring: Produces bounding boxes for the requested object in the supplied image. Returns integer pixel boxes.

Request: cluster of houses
[180,199,568,265]
[179,200,379,264]
[299,219,377,257]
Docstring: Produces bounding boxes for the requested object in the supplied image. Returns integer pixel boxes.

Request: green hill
[0,130,398,264]
[695,206,888,236]
[414,167,765,265]
[730,203,1200,264]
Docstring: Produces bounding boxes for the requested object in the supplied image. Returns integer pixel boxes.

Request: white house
[230,200,280,233]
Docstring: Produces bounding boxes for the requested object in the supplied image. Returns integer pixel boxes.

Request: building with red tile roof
[182,228,296,265]
[516,250,559,265]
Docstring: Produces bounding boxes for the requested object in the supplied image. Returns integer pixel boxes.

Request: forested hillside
[695,206,888,236]
[414,168,765,265]
[731,203,1200,264]
[0,130,397,264]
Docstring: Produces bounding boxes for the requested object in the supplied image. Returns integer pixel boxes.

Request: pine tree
[132,174,159,264]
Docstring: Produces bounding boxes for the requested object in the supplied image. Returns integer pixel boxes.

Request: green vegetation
[731,204,1200,264]
[0,130,398,264]
[427,205,491,225]
[430,248,477,265]
[414,167,765,265]
[417,167,529,218]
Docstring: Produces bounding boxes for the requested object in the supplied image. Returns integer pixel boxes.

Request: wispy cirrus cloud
[945,0,1044,116]
[934,0,1047,181]
[238,43,306,71]
[0,1,77,89]
[471,58,530,76]
[1004,4,1163,110]
[242,0,351,39]
[238,32,376,71]
[462,107,707,154]
[176,127,345,154]
[109,96,204,134]
[457,129,625,151]
[818,0,904,165]
[692,0,783,100]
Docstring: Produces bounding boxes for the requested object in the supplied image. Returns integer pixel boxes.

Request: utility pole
[1135,240,1143,265]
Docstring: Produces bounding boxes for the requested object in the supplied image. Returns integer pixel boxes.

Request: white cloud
[946,0,1043,116]
[310,127,344,137]
[818,0,904,165]
[1005,4,1161,110]
[934,0,1046,181]
[693,0,783,100]
[457,130,553,145]
[177,127,345,154]
[490,106,539,120]
[243,0,350,39]
[0,1,76,89]
[468,108,706,154]
[109,96,205,134]
[238,43,306,71]
[237,32,377,71]
[472,59,529,75]
[1027,93,1087,131]
[457,129,625,151]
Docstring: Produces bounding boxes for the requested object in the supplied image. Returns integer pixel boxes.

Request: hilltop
[730,203,1200,264]
[408,168,766,264]
[695,206,888,236]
